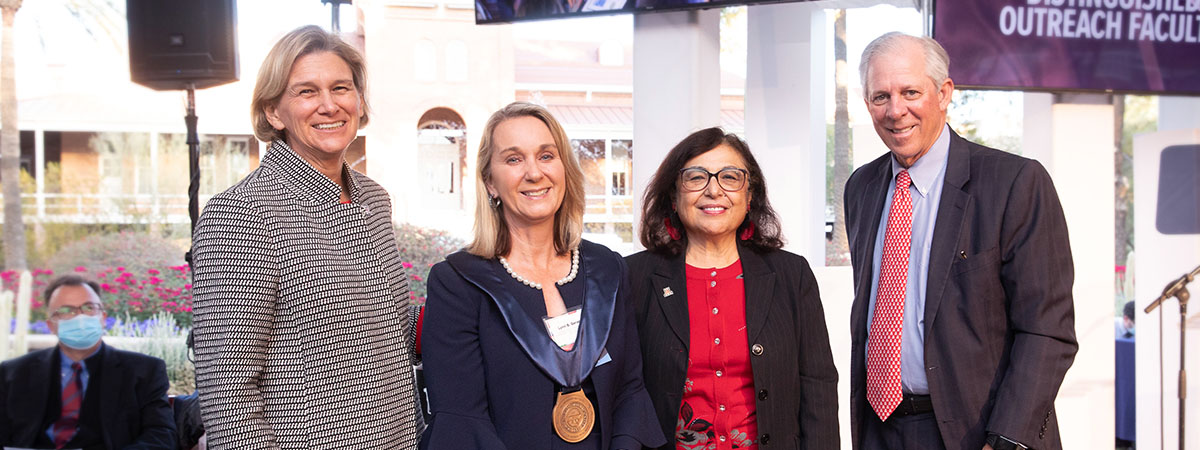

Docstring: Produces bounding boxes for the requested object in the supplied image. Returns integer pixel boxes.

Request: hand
[983,445,994,450]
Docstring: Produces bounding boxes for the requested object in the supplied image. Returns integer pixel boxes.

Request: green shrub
[394,223,465,305]
[47,232,186,279]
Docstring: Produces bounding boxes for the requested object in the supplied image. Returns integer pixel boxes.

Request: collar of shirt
[58,342,103,391]
[265,139,362,205]
[890,123,951,198]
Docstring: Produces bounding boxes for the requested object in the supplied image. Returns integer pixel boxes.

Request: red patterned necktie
[866,170,913,422]
[53,362,83,449]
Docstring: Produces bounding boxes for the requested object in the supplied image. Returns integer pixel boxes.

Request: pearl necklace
[499,248,580,290]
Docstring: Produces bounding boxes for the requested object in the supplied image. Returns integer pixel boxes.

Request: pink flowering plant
[1,268,54,321]
[394,223,465,306]
[1,264,194,331]
[89,264,194,326]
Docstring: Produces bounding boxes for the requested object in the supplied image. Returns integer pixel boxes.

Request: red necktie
[866,170,913,421]
[53,362,83,449]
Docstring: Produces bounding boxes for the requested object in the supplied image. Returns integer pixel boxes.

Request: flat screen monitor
[476,0,633,24]
[635,0,790,11]
[933,0,1200,95]
[476,0,809,24]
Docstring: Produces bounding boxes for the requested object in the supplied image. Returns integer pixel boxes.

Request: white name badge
[543,306,582,351]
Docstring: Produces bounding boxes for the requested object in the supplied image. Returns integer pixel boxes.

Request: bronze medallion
[552,389,595,443]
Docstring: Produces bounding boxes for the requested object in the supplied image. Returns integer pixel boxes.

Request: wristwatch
[986,433,1029,450]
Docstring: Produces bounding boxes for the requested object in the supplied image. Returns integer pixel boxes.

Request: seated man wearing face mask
[0,275,176,450]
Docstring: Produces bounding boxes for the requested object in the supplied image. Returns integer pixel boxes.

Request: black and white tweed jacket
[192,140,423,449]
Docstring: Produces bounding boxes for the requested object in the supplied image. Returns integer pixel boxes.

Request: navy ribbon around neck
[445,241,618,388]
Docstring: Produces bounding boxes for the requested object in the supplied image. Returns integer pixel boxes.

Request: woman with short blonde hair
[249,25,370,143]
[192,25,422,449]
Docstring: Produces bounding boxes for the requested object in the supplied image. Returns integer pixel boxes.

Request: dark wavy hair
[639,127,784,256]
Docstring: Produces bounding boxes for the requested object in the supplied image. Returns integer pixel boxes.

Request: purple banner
[933,0,1200,95]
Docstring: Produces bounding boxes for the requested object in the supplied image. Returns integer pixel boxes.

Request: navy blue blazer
[419,240,666,450]
[0,343,177,449]
[845,129,1077,450]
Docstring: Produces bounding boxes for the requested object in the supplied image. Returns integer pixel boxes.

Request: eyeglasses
[679,167,749,192]
[50,303,105,320]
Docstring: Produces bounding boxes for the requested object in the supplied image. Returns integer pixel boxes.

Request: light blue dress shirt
[46,342,103,441]
[865,124,950,395]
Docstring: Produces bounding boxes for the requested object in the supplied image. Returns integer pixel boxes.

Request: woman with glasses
[419,102,665,450]
[627,127,839,449]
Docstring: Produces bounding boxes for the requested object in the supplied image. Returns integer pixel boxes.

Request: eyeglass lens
[681,168,746,191]
[51,303,103,319]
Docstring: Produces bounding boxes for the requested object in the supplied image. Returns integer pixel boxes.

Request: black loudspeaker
[1156,144,1200,235]
[127,0,239,91]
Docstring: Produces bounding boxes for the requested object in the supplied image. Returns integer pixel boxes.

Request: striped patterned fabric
[193,140,423,449]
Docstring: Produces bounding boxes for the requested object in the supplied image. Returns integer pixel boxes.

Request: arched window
[417,108,468,209]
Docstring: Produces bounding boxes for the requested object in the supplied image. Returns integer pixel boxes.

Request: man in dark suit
[0,275,176,449]
[844,32,1077,450]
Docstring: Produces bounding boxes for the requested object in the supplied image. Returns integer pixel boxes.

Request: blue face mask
[56,314,105,350]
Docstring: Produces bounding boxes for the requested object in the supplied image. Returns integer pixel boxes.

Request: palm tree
[1,0,26,271]
[829,9,851,266]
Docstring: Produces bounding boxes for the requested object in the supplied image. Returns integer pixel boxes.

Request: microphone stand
[1145,263,1200,450]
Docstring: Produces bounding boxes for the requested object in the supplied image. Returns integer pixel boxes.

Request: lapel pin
[662,287,674,298]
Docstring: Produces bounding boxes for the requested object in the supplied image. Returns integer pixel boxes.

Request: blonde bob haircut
[467,102,585,259]
[250,25,370,143]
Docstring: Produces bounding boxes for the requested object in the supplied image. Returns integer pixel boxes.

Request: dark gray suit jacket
[845,128,1077,450]
[628,244,839,449]
[0,344,176,449]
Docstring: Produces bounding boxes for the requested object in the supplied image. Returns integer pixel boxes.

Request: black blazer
[0,344,177,449]
[419,240,666,450]
[845,129,1077,450]
[627,244,839,449]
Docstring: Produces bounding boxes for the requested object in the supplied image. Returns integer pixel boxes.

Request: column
[1136,95,1200,450]
[1022,93,1116,449]
[744,2,826,264]
[631,8,722,244]
[150,131,160,218]
[34,129,44,218]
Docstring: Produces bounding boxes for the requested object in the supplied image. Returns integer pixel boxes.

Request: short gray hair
[859,32,950,97]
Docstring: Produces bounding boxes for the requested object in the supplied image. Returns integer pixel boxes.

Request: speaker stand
[185,85,200,234]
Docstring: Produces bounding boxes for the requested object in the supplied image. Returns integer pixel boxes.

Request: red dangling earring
[740,220,756,240]
[664,217,681,241]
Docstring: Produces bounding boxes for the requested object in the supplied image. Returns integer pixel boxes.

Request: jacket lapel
[98,343,120,450]
[850,158,892,343]
[923,130,972,335]
[650,253,690,349]
[739,244,776,343]
[444,244,616,388]
[18,348,55,444]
